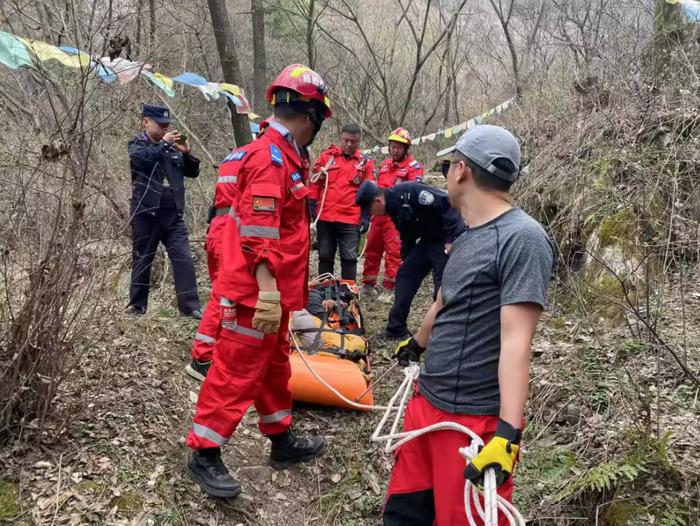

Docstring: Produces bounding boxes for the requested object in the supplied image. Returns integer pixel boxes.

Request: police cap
[355,180,380,210]
[142,103,171,124]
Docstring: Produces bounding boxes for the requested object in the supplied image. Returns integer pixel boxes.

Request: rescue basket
[289,278,373,411]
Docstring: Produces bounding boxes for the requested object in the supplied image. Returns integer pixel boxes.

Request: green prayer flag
[0,31,33,70]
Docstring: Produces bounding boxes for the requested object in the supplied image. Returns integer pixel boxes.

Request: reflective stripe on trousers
[191,423,229,446]
[195,332,216,345]
[259,409,291,424]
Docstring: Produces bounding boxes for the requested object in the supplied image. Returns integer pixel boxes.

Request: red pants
[186,304,293,449]
[362,215,401,290]
[383,393,515,526]
[191,217,226,363]
[191,291,220,362]
[205,216,226,283]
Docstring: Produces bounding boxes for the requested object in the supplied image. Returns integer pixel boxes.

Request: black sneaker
[187,448,241,498]
[374,329,409,342]
[268,428,326,470]
[185,359,211,382]
[126,305,146,316]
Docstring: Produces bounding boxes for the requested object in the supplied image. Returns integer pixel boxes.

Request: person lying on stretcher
[292,283,363,350]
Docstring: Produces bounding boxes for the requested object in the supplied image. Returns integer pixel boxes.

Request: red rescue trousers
[191,290,220,362]
[191,216,227,363]
[362,215,401,290]
[383,393,515,526]
[186,303,293,449]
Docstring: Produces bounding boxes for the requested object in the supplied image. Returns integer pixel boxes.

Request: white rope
[289,330,387,411]
[371,365,526,526]
[358,223,371,259]
[289,313,525,525]
[310,156,334,244]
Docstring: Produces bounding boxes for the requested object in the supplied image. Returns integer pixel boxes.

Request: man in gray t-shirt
[383,125,555,526]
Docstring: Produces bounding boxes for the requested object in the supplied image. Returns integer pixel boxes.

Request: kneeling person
[383,125,555,525]
[355,180,465,340]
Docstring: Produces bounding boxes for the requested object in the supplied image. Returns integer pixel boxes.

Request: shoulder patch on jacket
[270,144,283,166]
[409,160,421,169]
[223,150,246,162]
[418,190,435,205]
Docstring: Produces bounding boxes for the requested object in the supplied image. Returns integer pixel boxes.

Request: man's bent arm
[413,289,443,348]
[255,262,278,292]
[499,303,542,429]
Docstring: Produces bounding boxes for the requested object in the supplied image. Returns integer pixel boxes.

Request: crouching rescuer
[383,125,556,525]
[185,64,332,498]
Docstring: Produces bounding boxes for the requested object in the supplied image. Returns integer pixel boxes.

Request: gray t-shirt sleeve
[497,223,555,309]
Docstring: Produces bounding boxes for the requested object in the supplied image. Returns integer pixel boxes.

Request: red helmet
[388,127,412,146]
[266,64,332,118]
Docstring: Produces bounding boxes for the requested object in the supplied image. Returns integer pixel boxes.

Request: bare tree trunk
[251,0,267,110]
[306,0,317,69]
[652,0,689,82]
[207,0,253,147]
[136,0,143,53]
[488,0,522,98]
[149,0,156,46]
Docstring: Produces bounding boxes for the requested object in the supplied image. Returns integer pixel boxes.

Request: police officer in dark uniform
[127,104,202,318]
[356,180,465,339]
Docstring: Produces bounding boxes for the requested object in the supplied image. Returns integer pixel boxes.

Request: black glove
[360,217,370,234]
[359,210,370,234]
[207,205,216,224]
[394,337,425,367]
[309,199,318,221]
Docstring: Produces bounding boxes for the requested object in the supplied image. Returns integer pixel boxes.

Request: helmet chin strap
[304,109,325,146]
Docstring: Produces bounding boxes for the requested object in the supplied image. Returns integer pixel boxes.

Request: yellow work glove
[252,291,282,334]
[464,419,521,487]
[393,337,425,367]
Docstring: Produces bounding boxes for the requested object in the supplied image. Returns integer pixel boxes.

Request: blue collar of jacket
[268,119,307,159]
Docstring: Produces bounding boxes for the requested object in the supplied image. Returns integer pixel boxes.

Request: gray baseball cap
[437,124,521,182]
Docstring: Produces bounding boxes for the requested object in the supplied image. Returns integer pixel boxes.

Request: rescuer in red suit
[186,120,272,382]
[185,65,332,498]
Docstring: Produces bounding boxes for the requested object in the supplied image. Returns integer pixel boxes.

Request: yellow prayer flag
[218,82,241,96]
[18,38,85,69]
[444,128,453,139]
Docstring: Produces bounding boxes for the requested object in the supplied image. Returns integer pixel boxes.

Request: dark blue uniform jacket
[384,182,466,257]
[128,133,200,217]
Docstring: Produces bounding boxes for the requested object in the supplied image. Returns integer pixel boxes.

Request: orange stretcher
[288,279,373,411]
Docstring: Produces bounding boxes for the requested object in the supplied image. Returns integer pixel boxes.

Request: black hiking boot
[268,428,326,470]
[187,448,241,498]
[185,359,211,382]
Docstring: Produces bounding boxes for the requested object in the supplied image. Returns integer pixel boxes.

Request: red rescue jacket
[215,120,311,311]
[310,145,375,224]
[376,154,423,188]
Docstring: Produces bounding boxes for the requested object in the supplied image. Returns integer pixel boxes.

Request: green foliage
[557,453,648,500]
[514,445,577,510]
[0,480,21,520]
[598,208,637,249]
[607,500,643,525]
[656,498,692,526]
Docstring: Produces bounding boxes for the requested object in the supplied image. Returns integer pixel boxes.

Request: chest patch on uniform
[270,145,283,166]
[418,190,435,205]
[224,150,246,162]
[291,171,302,182]
[253,196,276,212]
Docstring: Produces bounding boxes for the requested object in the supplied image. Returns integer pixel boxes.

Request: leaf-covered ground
[1,252,699,525]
